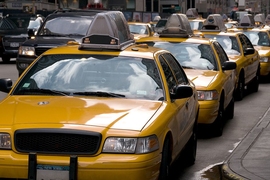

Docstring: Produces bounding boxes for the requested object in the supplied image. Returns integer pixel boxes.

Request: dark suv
[0,13,43,63]
[16,9,104,76]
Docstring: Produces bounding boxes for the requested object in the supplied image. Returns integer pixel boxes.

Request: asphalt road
[0,60,269,180]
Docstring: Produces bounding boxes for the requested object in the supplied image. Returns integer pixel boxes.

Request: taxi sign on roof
[200,14,227,32]
[80,11,135,50]
[266,14,270,24]
[254,14,265,25]
[186,8,198,19]
[159,13,194,38]
[237,14,255,28]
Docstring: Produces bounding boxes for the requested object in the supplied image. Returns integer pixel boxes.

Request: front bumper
[0,150,161,180]
[198,100,219,124]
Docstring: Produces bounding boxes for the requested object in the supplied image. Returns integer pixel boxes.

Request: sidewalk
[222,106,270,180]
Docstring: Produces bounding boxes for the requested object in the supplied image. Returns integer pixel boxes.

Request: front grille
[15,129,102,155]
[35,47,50,56]
[3,37,27,43]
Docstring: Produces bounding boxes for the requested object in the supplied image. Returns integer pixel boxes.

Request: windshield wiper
[72,91,125,98]
[17,88,69,96]
[181,66,194,69]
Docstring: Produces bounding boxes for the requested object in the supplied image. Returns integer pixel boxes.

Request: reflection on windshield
[13,55,164,101]
[204,35,241,56]
[189,21,203,30]
[151,42,217,70]
[39,17,92,36]
[129,24,148,35]
[243,31,270,46]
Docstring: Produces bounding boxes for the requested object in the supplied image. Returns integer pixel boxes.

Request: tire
[1,55,10,63]
[182,116,198,166]
[248,68,259,93]
[159,138,171,180]
[235,75,245,101]
[212,98,224,137]
[225,97,234,120]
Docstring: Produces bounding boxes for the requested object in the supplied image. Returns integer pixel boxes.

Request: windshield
[203,35,241,56]
[129,24,148,35]
[147,42,217,70]
[28,19,41,29]
[189,21,203,30]
[38,17,93,36]
[242,31,270,46]
[13,55,164,101]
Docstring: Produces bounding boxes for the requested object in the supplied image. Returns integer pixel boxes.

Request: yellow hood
[184,69,218,88]
[0,96,163,131]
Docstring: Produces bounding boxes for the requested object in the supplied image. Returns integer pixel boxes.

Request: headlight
[197,90,219,100]
[0,133,11,149]
[260,57,270,63]
[18,46,35,56]
[102,135,159,154]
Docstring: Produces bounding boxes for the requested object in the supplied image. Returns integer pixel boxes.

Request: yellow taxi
[137,13,237,137]
[186,8,206,35]
[228,14,270,81]
[0,11,199,180]
[128,21,154,41]
[200,14,261,101]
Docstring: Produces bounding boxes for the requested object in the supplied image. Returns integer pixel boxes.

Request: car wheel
[159,138,171,180]
[248,67,259,93]
[225,97,234,120]
[1,55,10,63]
[182,115,198,166]
[212,98,224,137]
[235,75,245,101]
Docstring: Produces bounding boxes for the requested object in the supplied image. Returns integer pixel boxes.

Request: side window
[240,34,254,49]
[159,56,178,93]
[213,41,229,65]
[162,53,189,85]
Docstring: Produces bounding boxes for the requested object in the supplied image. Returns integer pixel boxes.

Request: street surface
[0,60,269,180]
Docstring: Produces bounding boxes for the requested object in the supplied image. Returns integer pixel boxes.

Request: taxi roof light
[265,14,270,24]
[186,8,198,19]
[254,14,265,27]
[237,14,255,28]
[159,13,194,38]
[200,14,227,32]
[79,11,135,50]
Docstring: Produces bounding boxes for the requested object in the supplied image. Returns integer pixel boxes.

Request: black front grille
[35,48,50,56]
[3,37,27,43]
[15,129,102,155]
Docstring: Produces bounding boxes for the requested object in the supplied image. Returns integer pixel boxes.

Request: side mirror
[244,48,255,55]
[0,78,12,93]
[171,85,193,99]
[222,61,237,71]
[28,29,35,38]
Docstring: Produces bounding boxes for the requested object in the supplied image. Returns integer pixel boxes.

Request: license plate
[10,42,19,47]
[36,165,69,180]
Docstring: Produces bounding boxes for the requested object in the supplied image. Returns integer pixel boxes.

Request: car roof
[43,42,166,60]
[137,35,212,45]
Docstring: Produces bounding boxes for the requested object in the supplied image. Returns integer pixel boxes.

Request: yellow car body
[229,27,270,78]
[0,11,199,180]
[128,22,154,41]
[137,35,236,136]
[202,31,260,100]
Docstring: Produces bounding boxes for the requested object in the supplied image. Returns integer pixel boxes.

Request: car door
[213,41,235,108]
[158,53,195,156]
[239,34,259,83]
